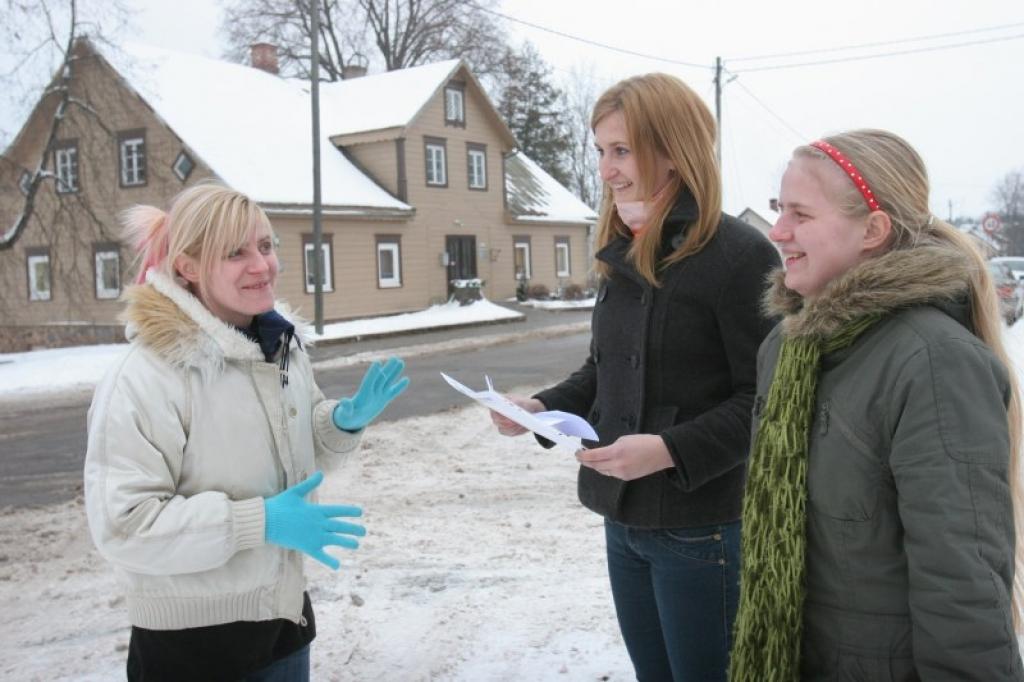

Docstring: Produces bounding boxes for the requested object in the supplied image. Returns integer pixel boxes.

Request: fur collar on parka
[119,271,309,381]
[763,244,974,339]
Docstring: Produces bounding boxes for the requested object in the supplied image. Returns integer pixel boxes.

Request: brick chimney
[250,43,279,75]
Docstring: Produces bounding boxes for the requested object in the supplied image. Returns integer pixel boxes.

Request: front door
[445,235,477,295]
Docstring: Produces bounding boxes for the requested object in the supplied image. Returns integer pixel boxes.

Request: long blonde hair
[122,183,273,292]
[797,129,1024,625]
[591,73,721,286]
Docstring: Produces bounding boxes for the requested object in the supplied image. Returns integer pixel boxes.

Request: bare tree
[992,169,1024,256]
[220,0,508,80]
[560,62,605,211]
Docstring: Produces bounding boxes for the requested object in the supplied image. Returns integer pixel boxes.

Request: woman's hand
[576,434,674,481]
[490,395,545,436]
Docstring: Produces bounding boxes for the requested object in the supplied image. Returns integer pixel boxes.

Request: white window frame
[27,252,52,301]
[303,241,334,293]
[55,144,78,193]
[426,143,447,186]
[377,241,402,288]
[119,136,146,186]
[514,240,531,280]
[172,151,194,182]
[468,148,486,189]
[95,249,121,300]
[555,239,571,278]
[444,87,465,125]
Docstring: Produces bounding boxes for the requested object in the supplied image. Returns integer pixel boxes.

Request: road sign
[982,213,1002,236]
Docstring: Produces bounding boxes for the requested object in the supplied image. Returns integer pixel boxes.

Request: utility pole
[714,56,722,168]
[310,0,324,334]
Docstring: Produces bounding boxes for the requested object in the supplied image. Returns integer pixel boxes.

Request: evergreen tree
[496,43,571,187]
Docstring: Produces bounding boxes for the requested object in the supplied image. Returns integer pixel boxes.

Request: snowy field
[0,392,633,680]
[2,322,1024,679]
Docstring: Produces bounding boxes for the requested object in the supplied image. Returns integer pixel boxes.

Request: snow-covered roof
[95,42,590,224]
[107,42,412,211]
[318,59,462,138]
[505,152,597,225]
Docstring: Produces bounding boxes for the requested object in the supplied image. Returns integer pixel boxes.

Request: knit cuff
[232,497,266,552]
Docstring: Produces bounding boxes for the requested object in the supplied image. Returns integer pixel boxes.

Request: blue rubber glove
[264,471,365,570]
[333,356,410,431]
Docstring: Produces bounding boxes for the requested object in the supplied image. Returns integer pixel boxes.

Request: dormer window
[444,84,465,127]
[172,151,195,182]
[118,130,147,187]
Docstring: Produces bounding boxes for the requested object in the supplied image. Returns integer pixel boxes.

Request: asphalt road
[0,330,589,508]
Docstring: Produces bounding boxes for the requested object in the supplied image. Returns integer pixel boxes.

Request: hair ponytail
[122,204,170,284]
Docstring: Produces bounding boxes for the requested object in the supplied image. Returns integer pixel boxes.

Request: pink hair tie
[810,140,882,212]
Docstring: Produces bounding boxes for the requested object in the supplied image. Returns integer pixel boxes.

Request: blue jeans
[605,519,741,682]
[244,645,310,682]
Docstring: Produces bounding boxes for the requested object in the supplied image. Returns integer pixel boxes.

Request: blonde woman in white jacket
[84,184,408,681]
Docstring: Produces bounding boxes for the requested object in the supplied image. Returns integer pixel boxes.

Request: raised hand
[333,357,410,431]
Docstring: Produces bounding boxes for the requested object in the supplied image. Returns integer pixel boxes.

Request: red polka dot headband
[810,140,882,212]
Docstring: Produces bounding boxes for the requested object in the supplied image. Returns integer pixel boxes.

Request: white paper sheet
[440,372,598,454]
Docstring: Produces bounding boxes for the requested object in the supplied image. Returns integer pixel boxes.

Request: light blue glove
[264,471,365,570]
[333,356,410,431]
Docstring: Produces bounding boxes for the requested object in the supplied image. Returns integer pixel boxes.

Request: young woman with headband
[730,130,1023,680]
[84,183,408,680]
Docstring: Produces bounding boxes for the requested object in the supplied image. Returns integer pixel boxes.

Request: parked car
[987,260,1024,324]
[991,256,1024,282]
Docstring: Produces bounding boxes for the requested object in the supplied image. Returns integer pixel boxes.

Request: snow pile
[0,396,632,680]
[518,298,597,311]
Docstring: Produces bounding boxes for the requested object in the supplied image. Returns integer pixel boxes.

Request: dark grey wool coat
[534,190,780,528]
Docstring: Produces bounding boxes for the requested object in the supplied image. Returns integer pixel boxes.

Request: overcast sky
[3,0,1021,220]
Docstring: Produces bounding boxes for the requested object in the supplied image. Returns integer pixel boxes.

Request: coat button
[593,349,600,364]
[591,410,601,423]
[289,406,297,418]
[598,283,608,302]
[627,415,637,429]
[630,354,640,369]
[640,292,648,306]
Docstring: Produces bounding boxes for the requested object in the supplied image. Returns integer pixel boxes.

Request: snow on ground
[4,322,1024,679]
[0,393,632,681]
[0,299,523,399]
[517,298,596,311]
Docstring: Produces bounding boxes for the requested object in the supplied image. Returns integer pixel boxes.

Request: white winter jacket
[84,271,360,630]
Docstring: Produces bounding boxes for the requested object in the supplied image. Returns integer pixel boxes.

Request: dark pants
[605,519,741,682]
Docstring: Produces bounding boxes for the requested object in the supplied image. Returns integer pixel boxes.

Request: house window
[25,248,52,301]
[513,237,531,280]
[376,236,402,289]
[172,151,194,182]
[118,131,147,187]
[555,237,571,277]
[444,85,465,126]
[94,245,121,299]
[54,140,78,193]
[302,235,334,293]
[424,138,447,187]
[19,171,32,195]
[467,144,487,190]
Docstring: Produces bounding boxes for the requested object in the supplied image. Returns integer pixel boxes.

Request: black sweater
[534,191,780,528]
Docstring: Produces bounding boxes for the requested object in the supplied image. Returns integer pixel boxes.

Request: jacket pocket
[807,400,884,522]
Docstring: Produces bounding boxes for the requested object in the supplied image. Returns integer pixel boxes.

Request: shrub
[561,283,585,301]
[526,283,550,300]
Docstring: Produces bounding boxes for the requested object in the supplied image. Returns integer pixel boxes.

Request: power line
[727,75,806,143]
[471,3,710,69]
[727,20,1024,62]
[731,32,1024,73]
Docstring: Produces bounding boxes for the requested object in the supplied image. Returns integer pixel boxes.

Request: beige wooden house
[0,38,595,351]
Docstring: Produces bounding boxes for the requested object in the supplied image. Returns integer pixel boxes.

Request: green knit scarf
[729,314,881,682]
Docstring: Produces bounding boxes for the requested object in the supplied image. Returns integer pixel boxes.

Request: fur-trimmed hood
[119,271,310,379]
[764,245,974,339]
